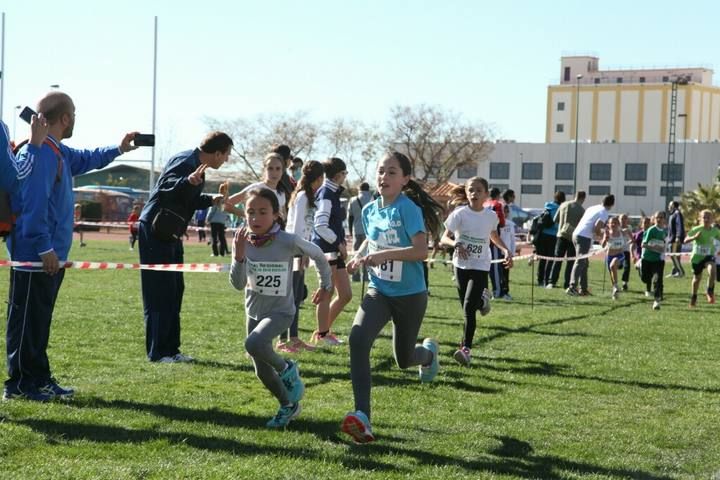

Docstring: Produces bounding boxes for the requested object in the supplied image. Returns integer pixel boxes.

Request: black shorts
[692,256,716,275]
[329,257,346,269]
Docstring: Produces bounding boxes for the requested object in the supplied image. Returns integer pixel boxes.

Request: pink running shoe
[276,340,299,354]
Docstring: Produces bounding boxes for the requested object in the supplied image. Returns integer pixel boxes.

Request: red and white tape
[0,259,229,273]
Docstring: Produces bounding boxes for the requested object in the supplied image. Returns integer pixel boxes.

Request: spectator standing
[548,191,586,289]
[347,182,372,282]
[195,208,208,243]
[482,188,505,298]
[667,201,686,278]
[536,191,565,287]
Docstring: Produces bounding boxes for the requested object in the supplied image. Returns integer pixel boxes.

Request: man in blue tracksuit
[138,132,233,363]
[4,91,136,401]
[0,116,48,193]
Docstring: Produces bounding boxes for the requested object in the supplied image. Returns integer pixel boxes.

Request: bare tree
[324,118,383,182]
[386,104,494,184]
[205,111,321,180]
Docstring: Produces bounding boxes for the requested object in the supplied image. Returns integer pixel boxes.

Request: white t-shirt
[240,182,286,212]
[500,219,516,256]
[573,204,609,239]
[286,191,315,241]
[444,205,499,271]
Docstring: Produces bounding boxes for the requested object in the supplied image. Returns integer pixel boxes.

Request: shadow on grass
[12,417,672,478]
[479,355,720,394]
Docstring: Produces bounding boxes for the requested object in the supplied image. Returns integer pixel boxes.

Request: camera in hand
[133,134,155,147]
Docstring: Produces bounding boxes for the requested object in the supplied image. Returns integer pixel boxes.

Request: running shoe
[310,331,344,346]
[419,338,440,383]
[341,410,375,444]
[266,402,301,428]
[611,286,619,300]
[39,378,75,400]
[276,340,299,354]
[480,288,492,316]
[290,339,317,352]
[453,346,471,366]
[279,360,305,404]
[566,287,579,296]
[707,293,716,304]
[652,300,661,311]
[2,385,53,402]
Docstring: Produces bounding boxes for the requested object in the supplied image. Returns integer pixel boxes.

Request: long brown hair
[290,160,324,209]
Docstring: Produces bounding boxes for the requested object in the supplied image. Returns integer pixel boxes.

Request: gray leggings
[349,289,432,420]
[245,314,293,405]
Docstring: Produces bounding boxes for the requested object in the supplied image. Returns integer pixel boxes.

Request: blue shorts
[606,253,625,270]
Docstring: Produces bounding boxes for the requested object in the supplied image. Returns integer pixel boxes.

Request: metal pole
[150,16,158,191]
[679,114,688,194]
[573,74,583,195]
[1,12,6,123]
[12,105,20,140]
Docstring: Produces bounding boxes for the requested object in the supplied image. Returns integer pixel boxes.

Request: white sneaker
[611,287,619,300]
[545,283,554,289]
[158,353,195,363]
[480,289,492,316]
[644,291,651,298]
[652,300,661,310]
[501,294,513,301]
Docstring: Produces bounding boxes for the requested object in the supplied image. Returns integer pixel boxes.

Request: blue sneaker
[266,402,301,428]
[341,410,375,444]
[39,378,75,400]
[419,338,439,383]
[279,360,305,404]
[2,384,53,402]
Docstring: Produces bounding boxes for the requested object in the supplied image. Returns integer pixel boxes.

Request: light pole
[573,73,583,195]
[678,113,688,195]
[12,104,21,141]
[49,84,60,89]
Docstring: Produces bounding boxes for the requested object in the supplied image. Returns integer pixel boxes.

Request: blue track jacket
[7,135,121,266]
[0,120,39,193]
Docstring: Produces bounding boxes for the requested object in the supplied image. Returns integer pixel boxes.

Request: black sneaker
[39,378,75,400]
[3,384,53,402]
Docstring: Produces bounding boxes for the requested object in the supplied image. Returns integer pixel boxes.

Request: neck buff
[247,223,281,247]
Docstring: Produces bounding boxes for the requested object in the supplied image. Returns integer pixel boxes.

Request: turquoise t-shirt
[362,193,426,297]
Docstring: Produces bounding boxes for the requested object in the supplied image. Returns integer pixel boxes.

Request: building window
[662,76,669,82]
[456,164,478,179]
[557,101,565,111]
[522,163,543,180]
[624,185,646,196]
[639,76,646,83]
[556,123,564,133]
[490,183,509,193]
[588,185,611,196]
[489,162,509,179]
[594,78,600,84]
[554,185,575,196]
[625,163,647,181]
[616,77,623,84]
[661,164,683,182]
[589,163,611,181]
[521,184,542,195]
[660,186,682,197]
[564,67,570,82]
[555,163,575,180]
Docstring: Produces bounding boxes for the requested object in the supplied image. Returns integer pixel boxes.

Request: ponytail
[401,180,444,241]
[290,160,324,209]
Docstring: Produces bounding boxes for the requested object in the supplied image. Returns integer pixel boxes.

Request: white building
[442,141,720,214]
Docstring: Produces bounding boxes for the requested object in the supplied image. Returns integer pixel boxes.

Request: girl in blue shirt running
[341,151,444,444]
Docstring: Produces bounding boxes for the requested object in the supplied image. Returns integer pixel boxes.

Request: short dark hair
[292,157,303,165]
[554,191,566,204]
[576,191,586,201]
[489,187,501,199]
[271,144,292,161]
[602,194,615,208]
[324,157,347,179]
[359,182,370,191]
[502,189,515,203]
[200,131,233,154]
[670,201,680,209]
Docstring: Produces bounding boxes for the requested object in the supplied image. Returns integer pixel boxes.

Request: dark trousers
[641,259,664,301]
[622,251,631,284]
[210,222,228,256]
[535,233,556,285]
[488,244,502,297]
[549,237,576,289]
[454,267,489,348]
[5,268,65,391]
[670,241,685,276]
[139,221,184,361]
[197,220,206,242]
[500,256,510,296]
[129,231,138,249]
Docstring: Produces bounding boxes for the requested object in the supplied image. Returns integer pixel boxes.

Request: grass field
[1,238,719,479]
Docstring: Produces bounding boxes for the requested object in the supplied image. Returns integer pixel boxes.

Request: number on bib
[247,261,289,296]
[371,259,403,282]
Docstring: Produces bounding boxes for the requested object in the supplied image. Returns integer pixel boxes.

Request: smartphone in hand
[19,106,36,124]
[133,134,155,147]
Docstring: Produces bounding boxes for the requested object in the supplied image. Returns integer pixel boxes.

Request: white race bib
[247,261,289,296]
[697,245,713,256]
[458,233,488,259]
[648,239,665,248]
[368,241,403,282]
[609,237,625,250]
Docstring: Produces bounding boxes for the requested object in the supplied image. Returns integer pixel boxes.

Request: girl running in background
[278,160,325,353]
[226,153,288,220]
[440,177,513,366]
[601,216,626,300]
[619,213,632,291]
[683,210,720,307]
[633,216,652,296]
[230,188,332,428]
[341,151,444,444]
[641,211,667,310]
[310,157,352,346]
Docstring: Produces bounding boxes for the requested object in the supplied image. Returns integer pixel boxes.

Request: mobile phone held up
[133,133,155,147]
[19,106,36,124]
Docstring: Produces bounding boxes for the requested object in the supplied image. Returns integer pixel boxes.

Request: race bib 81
[368,241,403,282]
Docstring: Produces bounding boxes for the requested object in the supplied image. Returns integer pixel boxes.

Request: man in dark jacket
[667,201,686,277]
[138,131,232,362]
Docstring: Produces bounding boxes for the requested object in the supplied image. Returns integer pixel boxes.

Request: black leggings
[210,223,228,256]
[454,267,489,349]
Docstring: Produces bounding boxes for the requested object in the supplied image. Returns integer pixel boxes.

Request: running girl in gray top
[230,188,332,428]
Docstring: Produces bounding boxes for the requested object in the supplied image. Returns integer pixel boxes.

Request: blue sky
[2,0,719,168]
